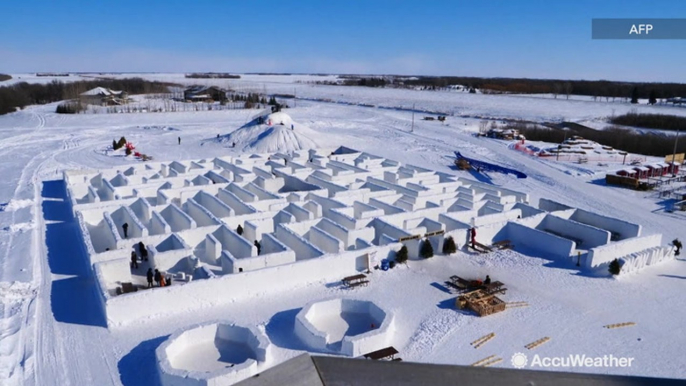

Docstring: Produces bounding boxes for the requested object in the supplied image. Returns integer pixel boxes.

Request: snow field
[1,78,686,385]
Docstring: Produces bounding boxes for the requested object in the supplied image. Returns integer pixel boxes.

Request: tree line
[0,74,11,82]
[185,73,241,79]
[408,77,686,99]
[609,112,686,132]
[331,75,686,100]
[0,78,176,115]
[506,121,686,157]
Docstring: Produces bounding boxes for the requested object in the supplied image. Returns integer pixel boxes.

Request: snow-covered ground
[2,77,686,386]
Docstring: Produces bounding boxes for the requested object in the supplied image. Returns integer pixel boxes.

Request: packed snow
[1,75,686,386]
[219,111,319,153]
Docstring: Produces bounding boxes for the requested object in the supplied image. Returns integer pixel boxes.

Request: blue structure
[455,152,527,179]
[380,259,390,271]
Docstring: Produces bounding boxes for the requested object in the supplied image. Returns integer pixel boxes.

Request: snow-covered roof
[634,166,649,171]
[80,87,122,96]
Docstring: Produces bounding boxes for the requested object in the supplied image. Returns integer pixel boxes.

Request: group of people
[146,268,168,288]
[129,241,149,269]
[127,242,168,288]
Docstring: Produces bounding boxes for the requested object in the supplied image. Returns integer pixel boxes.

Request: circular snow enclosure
[156,322,272,386]
[294,298,395,356]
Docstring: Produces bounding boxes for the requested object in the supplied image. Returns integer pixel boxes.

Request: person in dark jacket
[154,269,162,287]
[130,251,138,269]
[254,240,261,255]
[484,275,491,285]
[146,268,154,288]
[470,227,477,248]
[122,222,129,238]
[178,136,181,145]
[138,241,148,261]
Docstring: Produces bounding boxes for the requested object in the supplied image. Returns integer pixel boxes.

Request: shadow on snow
[43,180,106,327]
[118,336,167,386]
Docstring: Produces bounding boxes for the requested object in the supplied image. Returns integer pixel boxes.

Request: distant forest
[507,121,686,157]
[340,76,686,100]
[0,74,11,82]
[185,73,241,79]
[0,78,175,115]
[609,112,686,132]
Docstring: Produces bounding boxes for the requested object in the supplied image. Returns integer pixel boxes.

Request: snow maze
[62,146,676,327]
[294,298,395,356]
[156,322,272,386]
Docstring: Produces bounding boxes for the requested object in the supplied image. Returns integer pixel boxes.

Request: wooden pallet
[470,332,495,349]
[604,322,636,329]
[525,337,550,350]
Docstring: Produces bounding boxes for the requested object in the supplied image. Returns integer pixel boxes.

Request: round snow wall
[294,298,395,357]
[156,321,273,386]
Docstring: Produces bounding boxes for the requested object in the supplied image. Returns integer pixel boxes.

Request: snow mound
[220,112,319,153]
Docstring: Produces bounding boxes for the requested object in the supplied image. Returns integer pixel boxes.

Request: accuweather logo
[510,353,635,369]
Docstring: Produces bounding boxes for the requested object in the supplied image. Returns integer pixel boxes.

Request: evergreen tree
[420,239,434,259]
[648,90,657,105]
[608,258,621,275]
[117,136,127,149]
[395,245,408,264]
[442,236,457,254]
[630,87,639,104]
[112,139,118,150]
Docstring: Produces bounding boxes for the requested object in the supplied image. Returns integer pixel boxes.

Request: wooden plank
[472,333,496,349]
[525,337,551,350]
[506,301,529,308]
[470,332,495,347]
[604,322,636,329]
[471,355,496,367]
[474,241,493,252]
[481,357,503,367]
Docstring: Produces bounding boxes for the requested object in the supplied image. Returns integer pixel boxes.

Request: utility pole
[411,103,415,133]
[671,127,680,169]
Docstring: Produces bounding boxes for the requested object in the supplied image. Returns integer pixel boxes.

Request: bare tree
[563,82,573,99]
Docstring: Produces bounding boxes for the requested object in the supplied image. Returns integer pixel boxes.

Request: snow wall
[95,243,400,327]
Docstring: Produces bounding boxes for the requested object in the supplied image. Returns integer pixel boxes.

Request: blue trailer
[455,152,527,179]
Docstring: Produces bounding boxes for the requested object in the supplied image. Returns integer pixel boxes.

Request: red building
[633,166,649,179]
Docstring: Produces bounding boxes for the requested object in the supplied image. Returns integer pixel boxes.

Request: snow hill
[219,111,319,153]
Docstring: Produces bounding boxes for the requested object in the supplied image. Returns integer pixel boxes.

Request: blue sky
[1,0,685,81]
